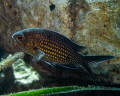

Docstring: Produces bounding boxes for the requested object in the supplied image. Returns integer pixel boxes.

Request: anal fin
[57,63,78,69]
[41,60,56,67]
[81,64,97,85]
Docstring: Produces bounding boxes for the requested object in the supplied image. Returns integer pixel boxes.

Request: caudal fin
[84,55,115,64]
[80,55,115,85]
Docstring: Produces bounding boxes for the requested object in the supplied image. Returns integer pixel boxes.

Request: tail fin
[80,55,115,85]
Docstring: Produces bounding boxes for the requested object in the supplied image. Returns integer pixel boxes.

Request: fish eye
[17,35,25,41]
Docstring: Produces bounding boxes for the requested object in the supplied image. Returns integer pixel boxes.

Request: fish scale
[38,40,77,63]
[29,31,83,63]
[38,36,80,63]
[12,27,115,85]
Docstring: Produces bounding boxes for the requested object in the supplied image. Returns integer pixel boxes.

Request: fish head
[12,28,36,56]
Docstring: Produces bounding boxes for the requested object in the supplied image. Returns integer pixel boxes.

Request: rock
[0,48,4,61]
[9,59,43,93]
[0,0,120,93]
[0,67,14,95]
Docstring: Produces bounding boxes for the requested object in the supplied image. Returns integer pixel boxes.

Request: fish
[12,27,115,85]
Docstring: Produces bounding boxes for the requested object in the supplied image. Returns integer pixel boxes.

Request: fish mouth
[12,35,16,42]
[12,35,17,46]
[12,33,16,41]
[12,33,20,42]
[12,34,19,45]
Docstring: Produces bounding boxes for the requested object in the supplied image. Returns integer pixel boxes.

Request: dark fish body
[12,28,115,84]
[12,28,86,64]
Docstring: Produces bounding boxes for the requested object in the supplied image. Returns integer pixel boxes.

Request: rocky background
[0,0,120,95]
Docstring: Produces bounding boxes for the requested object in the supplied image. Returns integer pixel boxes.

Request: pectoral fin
[32,49,45,61]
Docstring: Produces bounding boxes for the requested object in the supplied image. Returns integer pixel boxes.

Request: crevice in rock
[49,4,55,11]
